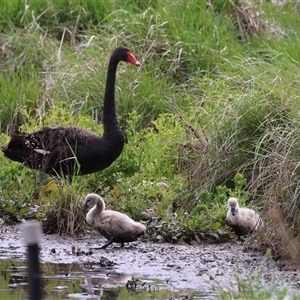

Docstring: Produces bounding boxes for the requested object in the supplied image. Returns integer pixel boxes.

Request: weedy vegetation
[0,0,300,278]
[218,262,299,300]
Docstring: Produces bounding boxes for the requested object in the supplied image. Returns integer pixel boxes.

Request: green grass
[218,249,299,299]
[0,0,300,274]
[219,270,299,300]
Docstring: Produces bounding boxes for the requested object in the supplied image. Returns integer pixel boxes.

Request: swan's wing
[95,214,127,236]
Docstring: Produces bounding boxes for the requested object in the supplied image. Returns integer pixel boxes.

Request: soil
[1,222,300,298]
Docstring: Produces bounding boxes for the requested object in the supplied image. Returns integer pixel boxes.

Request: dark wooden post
[23,221,42,300]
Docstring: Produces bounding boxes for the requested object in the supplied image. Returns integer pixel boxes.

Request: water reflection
[82,272,131,299]
[0,260,200,300]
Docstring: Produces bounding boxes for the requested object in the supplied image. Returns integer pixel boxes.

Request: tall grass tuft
[40,178,86,235]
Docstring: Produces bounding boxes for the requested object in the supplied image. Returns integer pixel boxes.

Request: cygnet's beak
[82,202,88,212]
[231,207,236,216]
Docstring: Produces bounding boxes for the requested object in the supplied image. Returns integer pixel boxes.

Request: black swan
[82,193,146,249]
[1,47,140,177]
[226,197,262,240]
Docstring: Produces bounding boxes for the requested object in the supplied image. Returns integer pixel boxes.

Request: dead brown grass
[268,207,300,265]
[230,0,284,41]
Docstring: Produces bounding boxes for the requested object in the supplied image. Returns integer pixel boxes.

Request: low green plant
[0,133,37,222]
[180,173,251,238]
[102,111,186,219]
[0,163,33,223]
[125,171,253,243]
[219,266,298,300]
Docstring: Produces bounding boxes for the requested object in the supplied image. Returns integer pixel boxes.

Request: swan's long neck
[96,198,106,212]
[103,57,121,136]
[86,199,105,224]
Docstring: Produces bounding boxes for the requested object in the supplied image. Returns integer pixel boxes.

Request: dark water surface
[0,260,211,299]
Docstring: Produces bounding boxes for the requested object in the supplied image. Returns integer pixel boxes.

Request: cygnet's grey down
[226,197,262,240]
[82,193,146,249]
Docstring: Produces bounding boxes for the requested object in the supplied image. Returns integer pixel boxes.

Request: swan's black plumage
[1,47,140,177]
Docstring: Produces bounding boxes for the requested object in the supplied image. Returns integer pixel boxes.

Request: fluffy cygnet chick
[82,193,146,249]
[226,197,262,240]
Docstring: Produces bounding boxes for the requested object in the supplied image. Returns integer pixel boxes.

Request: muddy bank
[0,223,299,298]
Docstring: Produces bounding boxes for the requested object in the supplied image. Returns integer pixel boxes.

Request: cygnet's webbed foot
[100,242,111,249]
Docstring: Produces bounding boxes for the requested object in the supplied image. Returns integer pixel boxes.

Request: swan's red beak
[127,51,141,66]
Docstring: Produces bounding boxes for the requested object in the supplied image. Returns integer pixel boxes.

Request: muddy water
[0,260,205,299]
[0,224,299,299]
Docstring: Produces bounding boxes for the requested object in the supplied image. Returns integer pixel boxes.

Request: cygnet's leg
[100,237,114,249]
